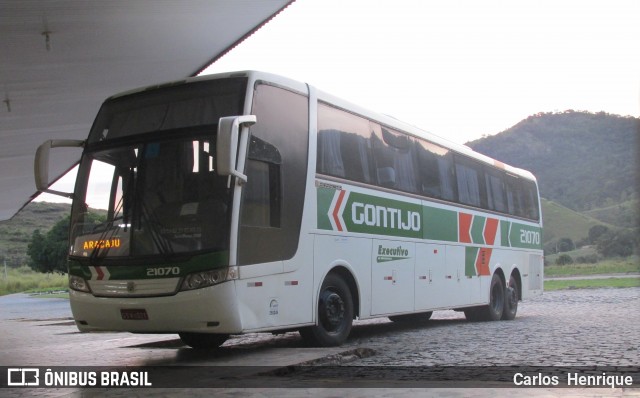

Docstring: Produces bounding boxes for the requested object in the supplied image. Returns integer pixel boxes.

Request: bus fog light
[69,275,91,293]
[180,269,231,291]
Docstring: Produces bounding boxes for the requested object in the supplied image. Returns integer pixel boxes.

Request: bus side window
[485,167,508,213]
[239,83,308,265]
[242,158,281,228]
[317,129,346,178]
[417,140,457,201]
[522,180,540,220]
[371,124,419,193]
[505,175,524,217]
[455,156,484,207]
[317,103,373,184]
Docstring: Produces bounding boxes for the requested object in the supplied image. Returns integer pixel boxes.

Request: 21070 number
[146,267,180,276]
[520,230,541,245]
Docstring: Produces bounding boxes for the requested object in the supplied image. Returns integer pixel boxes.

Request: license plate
[120,309,148,320]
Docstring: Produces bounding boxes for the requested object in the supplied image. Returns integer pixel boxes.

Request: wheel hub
[320,290,345,330]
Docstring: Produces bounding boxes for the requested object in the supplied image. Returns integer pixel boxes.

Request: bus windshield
[70,134,232,261]
[69,77,247,263]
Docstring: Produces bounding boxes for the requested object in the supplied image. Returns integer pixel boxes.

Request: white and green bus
[35,71,543,348]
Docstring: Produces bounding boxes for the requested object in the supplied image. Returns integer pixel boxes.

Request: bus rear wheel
[465,273,504,322]
[502,274,519,320]
[179,332,229,349]
[299,273,353,347]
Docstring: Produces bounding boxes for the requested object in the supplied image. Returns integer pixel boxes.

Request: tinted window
[455,156,484,207]
[417,140,457,201]
[317,104,374,184]
[371,125,419,193]
[316,104,540,221]
[485,167,508,213]
[238,83,308,265]
[90,78,247,143]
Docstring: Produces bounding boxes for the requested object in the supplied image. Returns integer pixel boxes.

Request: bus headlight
[180,266,238,291]
[69,275,91,293]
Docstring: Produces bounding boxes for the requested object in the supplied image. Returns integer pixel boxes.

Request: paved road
[1,288,639,397]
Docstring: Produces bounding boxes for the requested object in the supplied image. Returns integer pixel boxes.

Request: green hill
[583,199,639,229]
[540,198,611,245]
[0,202,70,267]
[467,110,638,250]
[467,111,638,212]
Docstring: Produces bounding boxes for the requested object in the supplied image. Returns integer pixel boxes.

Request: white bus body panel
[70,281,242,334]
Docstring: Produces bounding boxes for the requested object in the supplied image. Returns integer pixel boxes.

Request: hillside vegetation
[468,111,638,262]
[540,198,610,244]
[467,111,638,213]
[0,202,70,267]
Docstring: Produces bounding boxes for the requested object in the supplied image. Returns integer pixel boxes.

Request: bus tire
[468,273,505,321]
[502,274,519,320]
[299,273,353,347]
[389,311,433,323]
[179,332,229,349]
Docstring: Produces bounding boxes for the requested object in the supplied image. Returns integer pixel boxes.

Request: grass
[540,198,607,244]
[0,266,67,296]
[544,256,639,277]
[545,277,640,291]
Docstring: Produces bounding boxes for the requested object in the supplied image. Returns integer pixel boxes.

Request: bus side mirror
[216,115,257,183]
[34,139,85,198]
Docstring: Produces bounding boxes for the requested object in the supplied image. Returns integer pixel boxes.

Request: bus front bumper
[69,281,242,334]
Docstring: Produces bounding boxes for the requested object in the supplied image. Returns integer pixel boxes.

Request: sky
[205,0,640,144]
[38,0,640,203]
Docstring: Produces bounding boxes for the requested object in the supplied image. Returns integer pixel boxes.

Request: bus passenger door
[371,239,415,315]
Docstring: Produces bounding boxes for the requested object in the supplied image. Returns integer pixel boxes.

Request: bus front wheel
[299,273,354,347]
[179,332,229,349]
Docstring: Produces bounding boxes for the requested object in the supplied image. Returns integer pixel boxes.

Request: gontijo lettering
[352,202,421,231]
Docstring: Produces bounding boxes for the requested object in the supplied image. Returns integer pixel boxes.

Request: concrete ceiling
[0,0,293,221]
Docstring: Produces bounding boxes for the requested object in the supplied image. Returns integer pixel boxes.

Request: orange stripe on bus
[458,213,473,243]
[484,218,499,246]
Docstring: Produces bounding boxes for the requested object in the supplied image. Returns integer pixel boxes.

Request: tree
[27,216,70,273]
[26,230,46,270]
[596,230,636,258]
[556,238,575,253]
[588,225,609,244]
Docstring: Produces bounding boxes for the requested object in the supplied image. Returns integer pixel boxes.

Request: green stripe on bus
[316,187,542,250]
[501,220,511,247]
[465,247,478,277]
[471,215,486,244]
[316,186,335,231]
[508,222,542,249]
[423,207,458,242]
